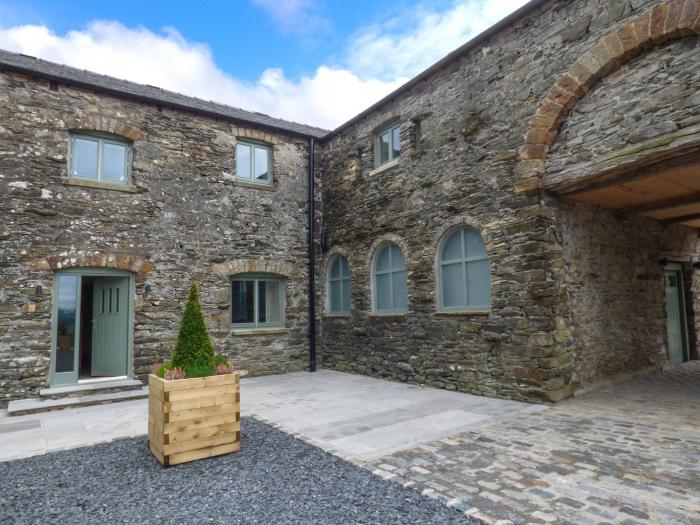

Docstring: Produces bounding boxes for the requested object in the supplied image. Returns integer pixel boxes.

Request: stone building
[1,0,699,408]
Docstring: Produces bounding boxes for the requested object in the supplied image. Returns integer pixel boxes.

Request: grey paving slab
[0,369,543,463]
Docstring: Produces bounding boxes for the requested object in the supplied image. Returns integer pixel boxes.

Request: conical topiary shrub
[171,282,215,374]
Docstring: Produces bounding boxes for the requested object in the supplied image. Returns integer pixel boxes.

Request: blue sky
[0,0,528,129]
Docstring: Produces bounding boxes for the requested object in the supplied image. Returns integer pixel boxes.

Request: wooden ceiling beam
[616,192,700,217]
[661,213,700,225]
[560,150,700,197]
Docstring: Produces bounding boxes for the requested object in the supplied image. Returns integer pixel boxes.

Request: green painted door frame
[50,268,134,386]
[664,263,689,365]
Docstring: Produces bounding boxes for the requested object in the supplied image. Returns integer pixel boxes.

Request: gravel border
[0,417,467,524]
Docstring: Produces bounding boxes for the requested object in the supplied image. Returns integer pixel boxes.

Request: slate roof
[0,48,328,139]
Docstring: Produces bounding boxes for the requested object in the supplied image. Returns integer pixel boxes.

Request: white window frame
[236,140,273,185]
[69,132,132,185]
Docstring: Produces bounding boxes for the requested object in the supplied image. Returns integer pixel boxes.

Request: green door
[664,266,688,365]
[91,277,129,376]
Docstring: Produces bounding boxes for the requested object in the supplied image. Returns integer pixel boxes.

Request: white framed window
[230,275,285,328]
[438,227,491,312]
[69,133,131,185]
[376,121,401,167]
[236,140,272,185]
[373,242,408,313]
[327,255,350,315]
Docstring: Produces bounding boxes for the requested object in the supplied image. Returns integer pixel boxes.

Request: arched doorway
[51,268,134,386]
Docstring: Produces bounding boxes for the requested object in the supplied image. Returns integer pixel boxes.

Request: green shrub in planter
[153,282,232,379]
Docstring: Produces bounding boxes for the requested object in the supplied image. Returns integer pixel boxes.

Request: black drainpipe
[308,137,317,372]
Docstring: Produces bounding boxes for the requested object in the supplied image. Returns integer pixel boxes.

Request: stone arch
[515,0,700,192]
[211,258,296,278]
[63,114,144,142]
[30,250,152,273]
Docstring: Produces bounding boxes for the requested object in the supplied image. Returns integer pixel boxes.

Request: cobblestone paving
[369,363,700,525]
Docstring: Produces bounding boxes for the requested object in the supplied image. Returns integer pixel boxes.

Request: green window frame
[69,132,131,185]
[438,227,491,312]
[375,121,401,167]
[327,255,351,315]
[230,274,285,329]
[236,140,273,185]
[373,242,408,313]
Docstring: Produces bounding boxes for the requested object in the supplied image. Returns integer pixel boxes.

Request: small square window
[70,134,130,185]
[236,141,272,185]
[376,122,400,167]
[231,275,284,328]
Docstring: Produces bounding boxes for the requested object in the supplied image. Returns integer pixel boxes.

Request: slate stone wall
[558,202,698,387]
[317,0,699,401]
[0,71,312,405]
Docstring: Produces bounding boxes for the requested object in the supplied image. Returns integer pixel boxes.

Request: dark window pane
[391,125,400,159]
[376,245,391,273]
[330,280,341,313]
[73,137,99,179]
[56,275,78,373]
[390,244,406,271]
[236,143,251,180]
[330,257,341,279]
[254,146,270,183]
[231,280,254,324]
[341,278,350,312]
[379,132,390,164]
[258,280,281,324]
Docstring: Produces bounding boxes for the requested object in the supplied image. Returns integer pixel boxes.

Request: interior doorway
[52,270,132,386]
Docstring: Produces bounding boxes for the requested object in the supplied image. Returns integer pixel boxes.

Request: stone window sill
[433,310,491,317]
[368,311,409,318]
[231,327,289,336]
[322,313,351,319]
[368,158,400,176]
[233,180,276,191]
[62,178,138,193]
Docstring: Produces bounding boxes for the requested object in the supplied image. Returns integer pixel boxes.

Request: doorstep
[8,386,148,416]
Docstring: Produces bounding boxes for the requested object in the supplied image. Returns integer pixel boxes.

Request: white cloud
[0,1,529,129]
[346,0,530,80]
[251,0,330,37]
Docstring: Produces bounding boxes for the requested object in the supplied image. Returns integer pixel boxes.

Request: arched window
[439,227,490,311]
[327,255,351,315]
[373,242,408,312]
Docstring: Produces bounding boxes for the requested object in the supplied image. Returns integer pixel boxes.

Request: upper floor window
[438,227,491,312]
[236,140,272,185]
[69,133,131,185]
[231,274,284,329]
[327,255,350,315]
[376,121,400,167]
[373,242,408,313]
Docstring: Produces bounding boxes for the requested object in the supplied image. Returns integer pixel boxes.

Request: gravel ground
[0,417,466,524]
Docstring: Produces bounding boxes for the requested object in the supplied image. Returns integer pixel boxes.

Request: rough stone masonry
[1,0,700,406]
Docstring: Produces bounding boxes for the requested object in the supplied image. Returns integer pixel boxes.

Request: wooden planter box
[148,372,240,466]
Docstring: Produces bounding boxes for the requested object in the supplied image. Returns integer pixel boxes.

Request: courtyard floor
[1,365,698,524]
[370,362,700,525]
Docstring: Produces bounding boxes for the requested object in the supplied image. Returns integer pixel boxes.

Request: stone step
[39,378,144,399]
[8,386,148,416]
